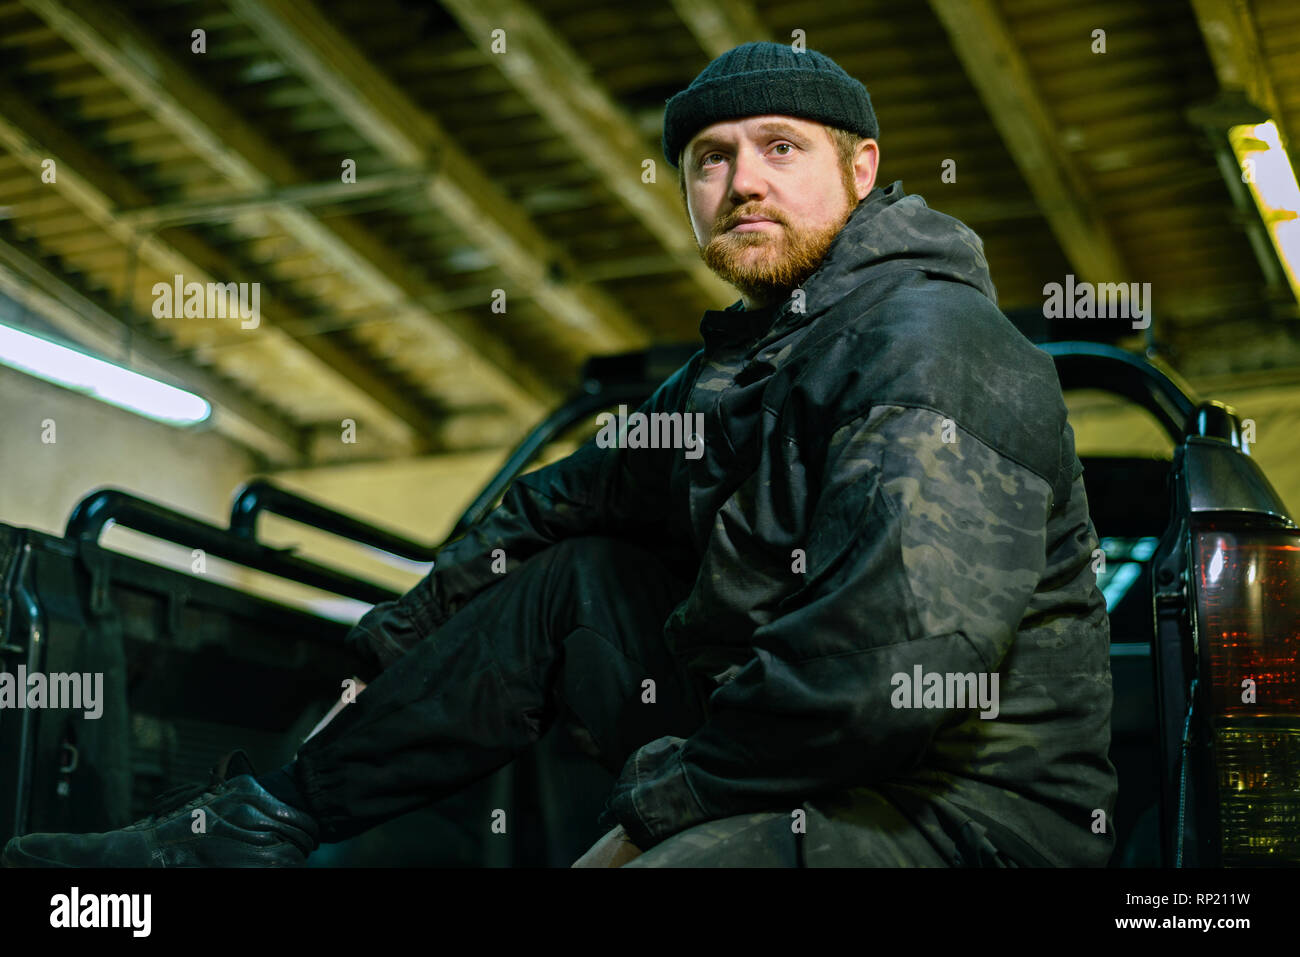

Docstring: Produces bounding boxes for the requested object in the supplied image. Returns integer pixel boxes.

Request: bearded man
[3,42,1117,869]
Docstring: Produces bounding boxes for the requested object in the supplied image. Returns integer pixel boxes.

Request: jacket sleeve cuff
[597,736,709,851]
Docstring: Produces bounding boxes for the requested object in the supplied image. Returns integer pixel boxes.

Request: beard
[700,173,859,308]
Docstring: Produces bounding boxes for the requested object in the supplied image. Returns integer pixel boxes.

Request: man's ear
[854,139,880,200]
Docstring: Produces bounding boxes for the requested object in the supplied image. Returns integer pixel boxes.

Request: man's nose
[728,147,768,203]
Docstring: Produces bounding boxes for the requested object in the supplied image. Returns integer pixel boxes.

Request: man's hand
[571,824,644,868]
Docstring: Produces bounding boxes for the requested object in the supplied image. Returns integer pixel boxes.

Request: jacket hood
[815,180,996,305]
[702,180,998,349]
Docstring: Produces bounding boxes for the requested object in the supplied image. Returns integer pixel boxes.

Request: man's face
[682,115,879,309]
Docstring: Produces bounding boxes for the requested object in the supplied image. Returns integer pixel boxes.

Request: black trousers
[293,536,709,844]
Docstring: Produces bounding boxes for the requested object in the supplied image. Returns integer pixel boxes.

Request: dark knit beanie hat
[663,41,878,169]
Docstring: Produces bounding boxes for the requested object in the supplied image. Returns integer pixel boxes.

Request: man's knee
[540,536,669,586]
[624,789,958,867]
[624,812,797,868]
[799,789,954,867]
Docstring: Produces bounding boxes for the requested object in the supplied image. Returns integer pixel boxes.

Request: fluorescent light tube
[1229,121,1300,304]
[0,322,210,426]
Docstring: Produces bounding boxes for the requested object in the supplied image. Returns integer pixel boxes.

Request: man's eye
[772,143,793,155]
[701,152,724,166]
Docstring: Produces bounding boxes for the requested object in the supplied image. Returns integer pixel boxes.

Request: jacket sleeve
[343,356,701,679]
[599,403,1053,850]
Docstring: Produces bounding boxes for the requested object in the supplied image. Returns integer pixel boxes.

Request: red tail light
[1192,526,1300,864]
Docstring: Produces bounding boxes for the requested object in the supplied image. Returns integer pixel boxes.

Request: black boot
[1,750,319,867]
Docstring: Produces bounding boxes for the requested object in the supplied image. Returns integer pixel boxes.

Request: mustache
[716,208,786,233]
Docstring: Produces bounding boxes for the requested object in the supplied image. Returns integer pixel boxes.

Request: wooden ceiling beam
[114,169,434,230]
[1189,0,1294,150]
[0,80,433,450]
[429,0,736,307]
[23,0,554,423]
[227,0,649,354]
[928,0,1130,284]
[669,0,770,57]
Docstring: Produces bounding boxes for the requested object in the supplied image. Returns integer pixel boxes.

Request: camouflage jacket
[397,181,1118,866]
